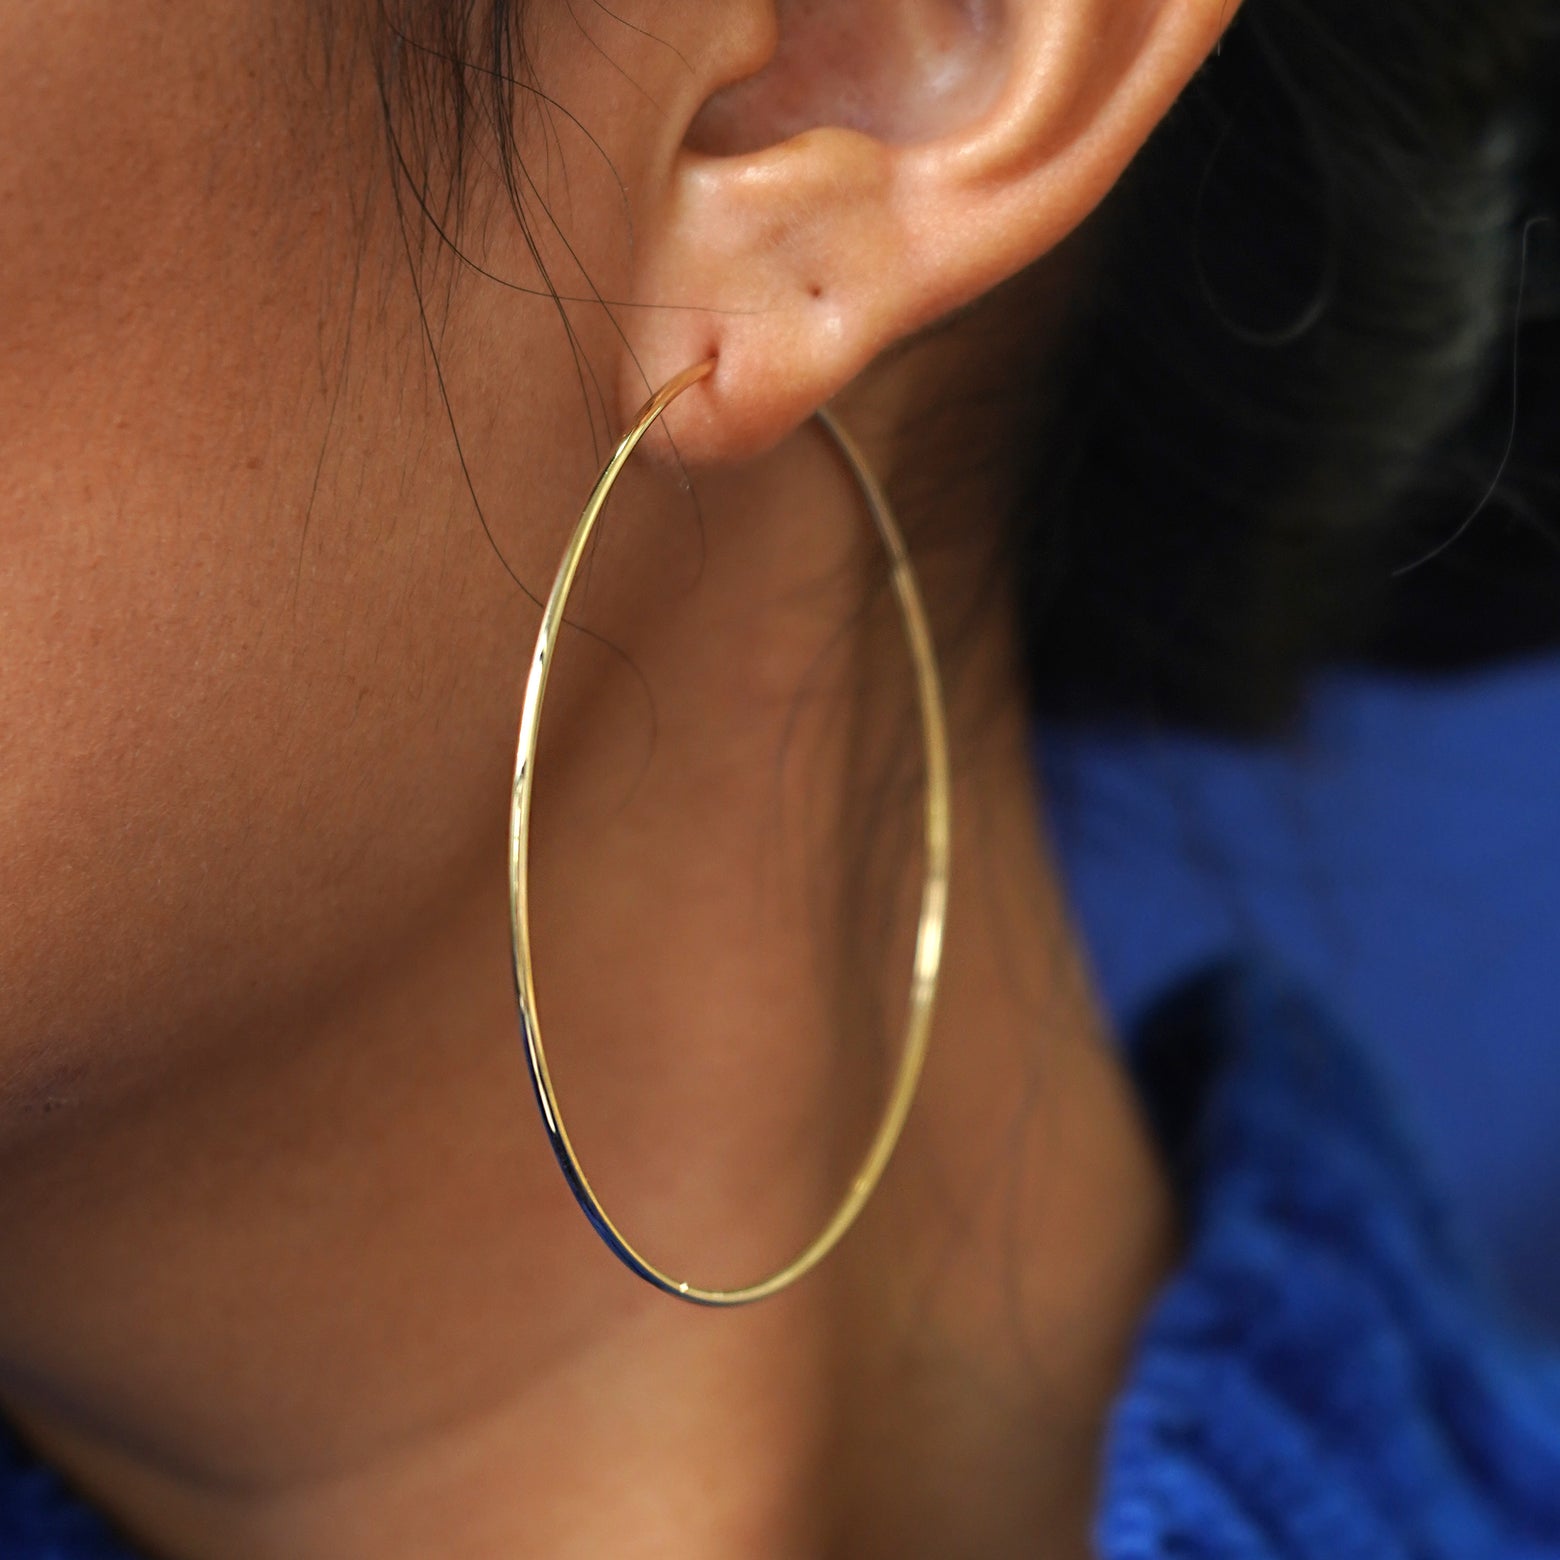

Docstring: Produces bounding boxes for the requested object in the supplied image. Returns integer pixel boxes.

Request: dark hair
[377,0,1560,735]
[1013,0,1560,733]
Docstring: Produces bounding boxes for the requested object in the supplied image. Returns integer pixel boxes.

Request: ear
[612,0,1241,462]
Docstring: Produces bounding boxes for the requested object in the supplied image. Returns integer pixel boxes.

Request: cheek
[0,439,510,1096]
[0,3,562,1123]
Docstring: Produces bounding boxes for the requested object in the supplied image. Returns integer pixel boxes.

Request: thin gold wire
[507,359,952,1307]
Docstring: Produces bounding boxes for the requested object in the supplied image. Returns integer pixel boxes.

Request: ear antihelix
[688,0,1010,155]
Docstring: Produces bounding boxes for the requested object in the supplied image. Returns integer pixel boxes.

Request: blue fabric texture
[5,961,1560,1558]
[1042,661,1560,1326]
[1097,962,1560,1559]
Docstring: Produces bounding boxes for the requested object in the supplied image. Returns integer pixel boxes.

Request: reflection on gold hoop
[507,359,952,1307]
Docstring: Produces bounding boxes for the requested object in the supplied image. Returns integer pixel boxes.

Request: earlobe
[622,124,904,465]
[618,0,1240,463]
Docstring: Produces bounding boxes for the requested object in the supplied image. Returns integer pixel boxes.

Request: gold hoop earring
[507,359,952,1308]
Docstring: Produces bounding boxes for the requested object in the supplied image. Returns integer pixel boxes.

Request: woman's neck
[0,363,1175,1559]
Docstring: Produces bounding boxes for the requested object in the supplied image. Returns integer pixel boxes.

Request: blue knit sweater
[5,961,1560,1558]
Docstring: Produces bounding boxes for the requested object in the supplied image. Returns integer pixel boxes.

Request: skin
[0,0,1237,1554]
